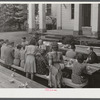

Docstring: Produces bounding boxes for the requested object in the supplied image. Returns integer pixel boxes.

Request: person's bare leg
[48,72,52,87]
[26,72,29,78]
[31,73,34,80]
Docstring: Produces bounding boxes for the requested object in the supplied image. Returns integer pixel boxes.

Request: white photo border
[0,1,99,98]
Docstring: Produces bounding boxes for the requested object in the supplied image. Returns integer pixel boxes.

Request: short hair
[29,38,36,45]
[87,47,93,51]
[38,39,43,44]
[0,39,4,42]
[4,39,9,43]
[71,44,76,50]
[8,41,14,46]
[76,53,84,63]
[17,44,22,49]
[22,37,26,40]
[51,42,58,51]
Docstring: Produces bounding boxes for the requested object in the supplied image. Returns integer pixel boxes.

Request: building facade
[28,4,100,38]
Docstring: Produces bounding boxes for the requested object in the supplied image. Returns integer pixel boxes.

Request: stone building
[28,4,100,38]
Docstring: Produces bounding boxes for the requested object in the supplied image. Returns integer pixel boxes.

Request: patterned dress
[48,51,63,88]
[35,45,49,75]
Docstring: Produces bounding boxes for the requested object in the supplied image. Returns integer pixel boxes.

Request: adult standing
[85,47,98,64]
[24,38,38,80]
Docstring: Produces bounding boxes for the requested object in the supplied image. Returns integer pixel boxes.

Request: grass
[0,31,32,45]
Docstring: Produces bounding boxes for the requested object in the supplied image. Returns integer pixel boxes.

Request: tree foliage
[0,4,27,31]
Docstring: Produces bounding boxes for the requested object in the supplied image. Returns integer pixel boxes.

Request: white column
[28,4,35,33]
[57,4,62,30]
[91,4,99,37]
[39,4,46,33]
[74,4,82,35]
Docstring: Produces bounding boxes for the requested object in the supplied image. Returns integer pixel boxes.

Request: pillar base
[39,29,47,33]
[92,31,100,39]
[73,30,82,36]
[28,28,36,34]
[57,27,62,30]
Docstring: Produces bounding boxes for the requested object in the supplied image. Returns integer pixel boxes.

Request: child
[1,39,9,61]
[13,44,22,66]
[71,53,88,84]
[20,46,25,68]
[48,42,63,88]
[5,41,14,65]
[0,39,4,57]
[21,37,28,47]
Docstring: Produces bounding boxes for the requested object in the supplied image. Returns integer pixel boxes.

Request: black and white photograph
[0,2,100,90]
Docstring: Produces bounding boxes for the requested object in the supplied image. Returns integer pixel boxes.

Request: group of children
[0,36,97,88]
[0,37,28,68]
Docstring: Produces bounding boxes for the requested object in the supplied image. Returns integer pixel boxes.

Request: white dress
[24,45,37,73]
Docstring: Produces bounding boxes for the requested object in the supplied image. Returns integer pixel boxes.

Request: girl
[5,42,14,65]
[48,42,63,88]
[71,53,88,84]
[13,44,22,66]
[24,38,38,80]
[20,46,25,68]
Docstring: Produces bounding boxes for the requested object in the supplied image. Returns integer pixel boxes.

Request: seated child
[13,44,22,66]
[20,46,25,68]
[71,53,88,84]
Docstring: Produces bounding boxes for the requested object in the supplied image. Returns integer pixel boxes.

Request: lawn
[0,31,32,45]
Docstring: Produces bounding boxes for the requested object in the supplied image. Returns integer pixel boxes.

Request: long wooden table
[0,65,47,88]
[63,57,100,75]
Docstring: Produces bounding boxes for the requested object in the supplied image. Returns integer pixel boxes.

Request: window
[46,4,51,16]
[35,4,38,16]
[71,4,74,19]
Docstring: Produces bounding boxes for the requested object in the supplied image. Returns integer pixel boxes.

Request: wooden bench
[0,59,49,81]
[41,36,60,42]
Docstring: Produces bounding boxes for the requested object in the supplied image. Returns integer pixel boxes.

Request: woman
[48,42,63,88]
[71,53,88,84]
[35,39,49,75]
[24,39,38,80]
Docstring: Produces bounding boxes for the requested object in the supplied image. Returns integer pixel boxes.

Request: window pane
[71,4,74,19]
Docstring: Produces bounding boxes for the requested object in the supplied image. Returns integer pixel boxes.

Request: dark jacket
[87,51,98,64]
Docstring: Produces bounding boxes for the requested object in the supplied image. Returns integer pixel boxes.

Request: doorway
[82,4,91,27]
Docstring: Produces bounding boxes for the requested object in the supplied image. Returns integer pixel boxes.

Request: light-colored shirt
[25,45,38,55]
[66,49,76,59]
[21,41,28,47]
[1,44,7,61]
